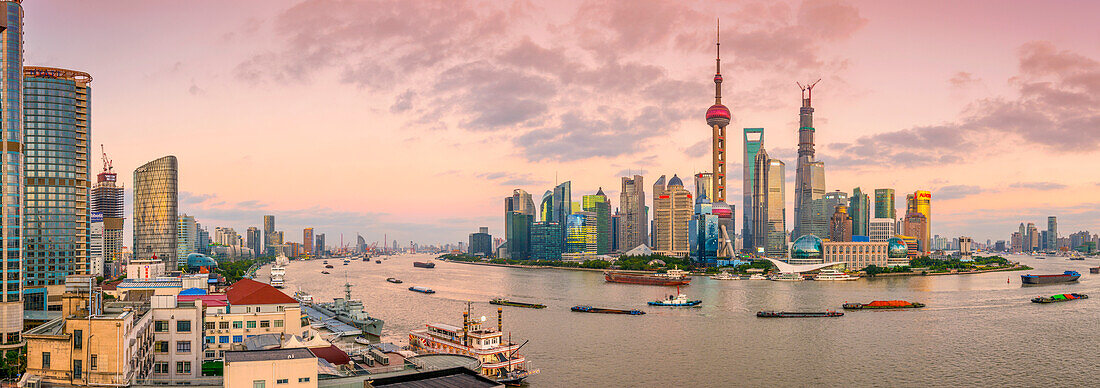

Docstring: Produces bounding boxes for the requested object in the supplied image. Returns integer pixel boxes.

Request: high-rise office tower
[197,223,210,254]
[828,204,853,242]
[849,188,870,237]
[508,189,536,217]
[793,80,825,240]
[654,175,692,256]
[23,67,91,303]
[246,227,261,255]
[468,227,492,257]
[874,188,896,220]
[1026,223,1039,252]
[263,215,276,255]
[303,228,314,256]
[505,189,536,260]
[742,128,764,251]
[564,212,597,258]
[0,0,22,355]
[905,191,931,252]
[582,189,611,254]
[764,159,787,257]
[750,149,770,253]
[552,182,572,248]
[619,175,647,250]
[92,146,124,278]
[693,172,713,204]
[610,213,621,252]
[315,233,325,256]
[651,175,667,244]
[176,214,197,258]
[539,190,553,222]
[133,156,179,267]
[903,212,929,253]
[1046,216,1057,251]
[530,221,563,261]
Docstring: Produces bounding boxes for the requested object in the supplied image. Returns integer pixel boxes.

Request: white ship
[770,272,804,282]
[710,271,740,280]
[269,254,289,288]
[748,273,769,280]
[813,268,860,281]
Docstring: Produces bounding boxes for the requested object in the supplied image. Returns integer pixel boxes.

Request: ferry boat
[489,298,546,309]
[770,272,804,282]
[571,305,646,315]
[1021,271,1080,285]
[843,300,925,309]
[269,255,288,288]
[310,282,385,339]
[409,286,436,294]
[604,267,691,286]
[648,293,701,307]
[408,304,539,384]
[813,269,859,281]
[710,271,740,280]
[747,274,769,280]
[757,311,843,318]
[1031,293,1088,303]
[413,261,436,269]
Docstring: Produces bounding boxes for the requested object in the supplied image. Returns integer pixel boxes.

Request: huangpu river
[261,254,1099,387]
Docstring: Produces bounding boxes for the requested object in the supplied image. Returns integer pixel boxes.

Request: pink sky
[24,0,1100,245]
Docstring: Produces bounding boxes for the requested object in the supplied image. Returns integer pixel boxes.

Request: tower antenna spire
[714,18,723,104]
[797,79,822,105]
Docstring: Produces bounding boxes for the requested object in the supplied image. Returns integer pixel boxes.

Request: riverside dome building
[789,234,824,265]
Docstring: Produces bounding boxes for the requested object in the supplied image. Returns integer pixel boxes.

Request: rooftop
[225,348,315,363]
[226,278,297,305]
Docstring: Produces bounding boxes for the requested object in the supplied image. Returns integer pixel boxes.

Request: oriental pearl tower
[706,23,731,203]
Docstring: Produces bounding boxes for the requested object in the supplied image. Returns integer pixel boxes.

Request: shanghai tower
[793,81,826,239]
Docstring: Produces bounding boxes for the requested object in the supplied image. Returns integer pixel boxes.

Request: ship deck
[303,304,362,336]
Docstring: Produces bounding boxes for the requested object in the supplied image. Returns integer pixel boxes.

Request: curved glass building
[0,0,22,352]
[789,234,824,265]
[133,156,178,268]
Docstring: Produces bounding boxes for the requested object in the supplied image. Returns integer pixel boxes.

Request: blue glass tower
[0,0,23,353]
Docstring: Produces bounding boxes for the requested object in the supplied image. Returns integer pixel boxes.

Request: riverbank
[867,264,1031,278]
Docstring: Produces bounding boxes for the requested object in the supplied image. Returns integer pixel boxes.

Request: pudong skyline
[23,1,1100,244]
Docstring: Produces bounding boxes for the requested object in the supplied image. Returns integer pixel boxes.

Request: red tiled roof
[101,280,121,291]
[178,294,229,307]
[309,345,351,365]
[225,278,297,305]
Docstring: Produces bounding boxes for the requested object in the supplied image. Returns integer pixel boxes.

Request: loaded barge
[1021,271,1080,285]
[604,268,691,286]
[1032,293,1088,303]
[757,311,844,318]
[571,305,645,315]
[490,298,546,309]
[843,300,925,310]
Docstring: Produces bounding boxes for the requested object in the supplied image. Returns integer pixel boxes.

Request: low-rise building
[822,241,889,269]
[148,295,204,382]
[224,348,317,388]
[203,279,305,361]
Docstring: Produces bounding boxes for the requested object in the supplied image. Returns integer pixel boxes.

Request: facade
[563,212,597,260]
[530,221,563,261]
[176,214,197,258]
[89,213,104,277]
[582,189,611,254]
[822,241,890,269]
[906,190,932,251]
[149,295,203,382]
[468,227,492,257]
[91,163,124,278]
[303,228,313,256]
[619,175,647,250]
[793,81,825,240]
[224,348,317,388]
[203,279,305,361]
[0,1,24,355]
[653,175,692,256]
[764,159,787,257]
[902,212,929,254]
[874,188,895,219]
[849,188,870,238]
[828,204,853,242]
[23,66,92,316]
[742,127,764,250]
[133,156,179,267]
[869,218,897,242]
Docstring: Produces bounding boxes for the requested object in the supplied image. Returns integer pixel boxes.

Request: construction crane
[100,144,114,173]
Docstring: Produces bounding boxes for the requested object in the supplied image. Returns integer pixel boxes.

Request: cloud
[934,185,984,200]
[684,139,710,157]
[949,71,980,89]
[829,41,1100,167]
[476,171,550,187]
[516,105,688,162]
[389,90,414,114]
[1006,182,1068,190]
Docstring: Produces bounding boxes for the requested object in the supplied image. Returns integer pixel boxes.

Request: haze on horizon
[24,0,1100,245]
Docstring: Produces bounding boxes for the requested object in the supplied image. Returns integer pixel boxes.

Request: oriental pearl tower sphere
[706,24,731,203]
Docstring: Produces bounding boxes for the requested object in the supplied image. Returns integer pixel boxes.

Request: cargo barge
[604,268,691,286]
[843,300,925,310]
[571,305,645,315]
[413,261,436,269]
[409,286,436,294]
[757,311,843,318]
[1021,271,1080,285]
[490,298,546,309]
[1031,293,1088,303]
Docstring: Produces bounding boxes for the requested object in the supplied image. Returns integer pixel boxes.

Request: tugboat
[604,267,691,286]
[310,281,385,339]
[1031,293,1088,303]
[413,261,436,269]
[571,305,646,315]
[648,294,702,307]
[710,271,740,280]
[490,298,546,309]
[408,303,539,385]
[1021,271,1081,285]
[386,277,403,284]
[757,311,844,318]
[843,300,925,310]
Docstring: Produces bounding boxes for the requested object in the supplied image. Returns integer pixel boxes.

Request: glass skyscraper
[874,188,895,219]
[530,221,562,261]
[133,155,179,267]
[23,66,91,315]
[582,189,611,254]
[742,128,763,252]
[849,187,870,237]
[0,0,22,353]
[91,150,123,278]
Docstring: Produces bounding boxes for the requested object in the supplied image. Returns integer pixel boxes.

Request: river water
[262,254,1099,387]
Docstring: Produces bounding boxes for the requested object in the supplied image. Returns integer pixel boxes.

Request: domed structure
[667,174,683,187]
[887,237,909,259]
[790,234,824,263]
[186,253,217,271]
[706,104,731,127]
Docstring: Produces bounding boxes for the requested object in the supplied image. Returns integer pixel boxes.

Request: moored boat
[413,261,436,269]
[409,286,436,294]
[1021,271,1080,285]
[748,273,769,280]
[324,264,334,269]
[1031,293,1088,303]
[813,268,860,281]
[490,298,546,309]
[757,311,843,318]
[408,304,539,384]
[571,305,645,315]
[376,260,382,264]
[292,289,313,304]
[269,256,287,288]
[770,272,804,282]
[843,300,925,309]
[710,271,740,280]
[309,282,385,339]
[604,268,691,286]
[321,271,330,274]
[386,277,403,284]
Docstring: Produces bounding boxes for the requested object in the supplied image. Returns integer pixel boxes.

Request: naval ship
[310,282,384,339]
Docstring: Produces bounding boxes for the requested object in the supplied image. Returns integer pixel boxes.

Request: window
[246,321,256,329]
[177,320,191,333]
[205,336,215,344]
[204,350,216,359]
[218,321,229,330]
[274,320,283,328]
[41,352,50,369]
[204,322,215,331]
[73,329,82,349]
[176,361,191,374]
[276,379,288,384]
[260,320,270,328]
[155,341,169,353]
[219,336,229,344]
[73,359,82,379]
[298,378,310,383]
[232,321,243,329]
[232,335,243,343]
[176,341,191,353]
[90,354,97,370]
[154,320,169,332]
[253,380,265,388]
[154,362,169,374]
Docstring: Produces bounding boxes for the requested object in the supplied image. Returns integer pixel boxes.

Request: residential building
[742,127,764,251]
[149,295,203,382]
[582,189,612,254]
[619,175,647,250]
[653,175,692,257]
[224,348,317,388]
[530,221,563,261]
[202,279,305,361]
[868,218,897,242]
[849,188,870,238]
[23,67,93,317]
[133,156,179,268]
[874,188,895,219]
[177,214,197,258]
[468,227,492,257]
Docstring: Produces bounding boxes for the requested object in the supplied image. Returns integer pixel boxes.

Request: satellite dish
[480,316,487,322]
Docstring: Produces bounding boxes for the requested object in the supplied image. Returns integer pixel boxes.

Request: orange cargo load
[867,300,912,307]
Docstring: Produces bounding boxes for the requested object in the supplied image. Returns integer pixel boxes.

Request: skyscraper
[1046,216,1057,251]
[849,187,870,237]
[303,228,314,256]
[177,214,197,258]
[246,227,261,256]
[793,81,825,240]
[874,188,896,219]
[564,212,597,259]
[742,128,764,251]
[750,149,769,253]
[263,215,276,255]
[868,218,896,242]
[764,158,787,257]
[23,67,91,302]
[903,212,929,253]
[468,227,492,257]
[552,182,572,247]
[315,233,325,256]
[91,147,124,278]
[828,205,853,242]
[619,175,647,250]
[583,189,611,254]
[651,175,666,245]
[693,172,713,204]
[906,191,931,252]
[505,189,536,260]
[133,155,179,267]
[0,0,22,356]
[530,221,563,261]
[654,175,692,256]
[539,190,553,222]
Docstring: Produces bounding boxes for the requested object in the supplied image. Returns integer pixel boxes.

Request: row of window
[152,361,192,375]
[252,377,310,387]
[153,340,191,353]
[206,319,283,330]
[154,319,192,333]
